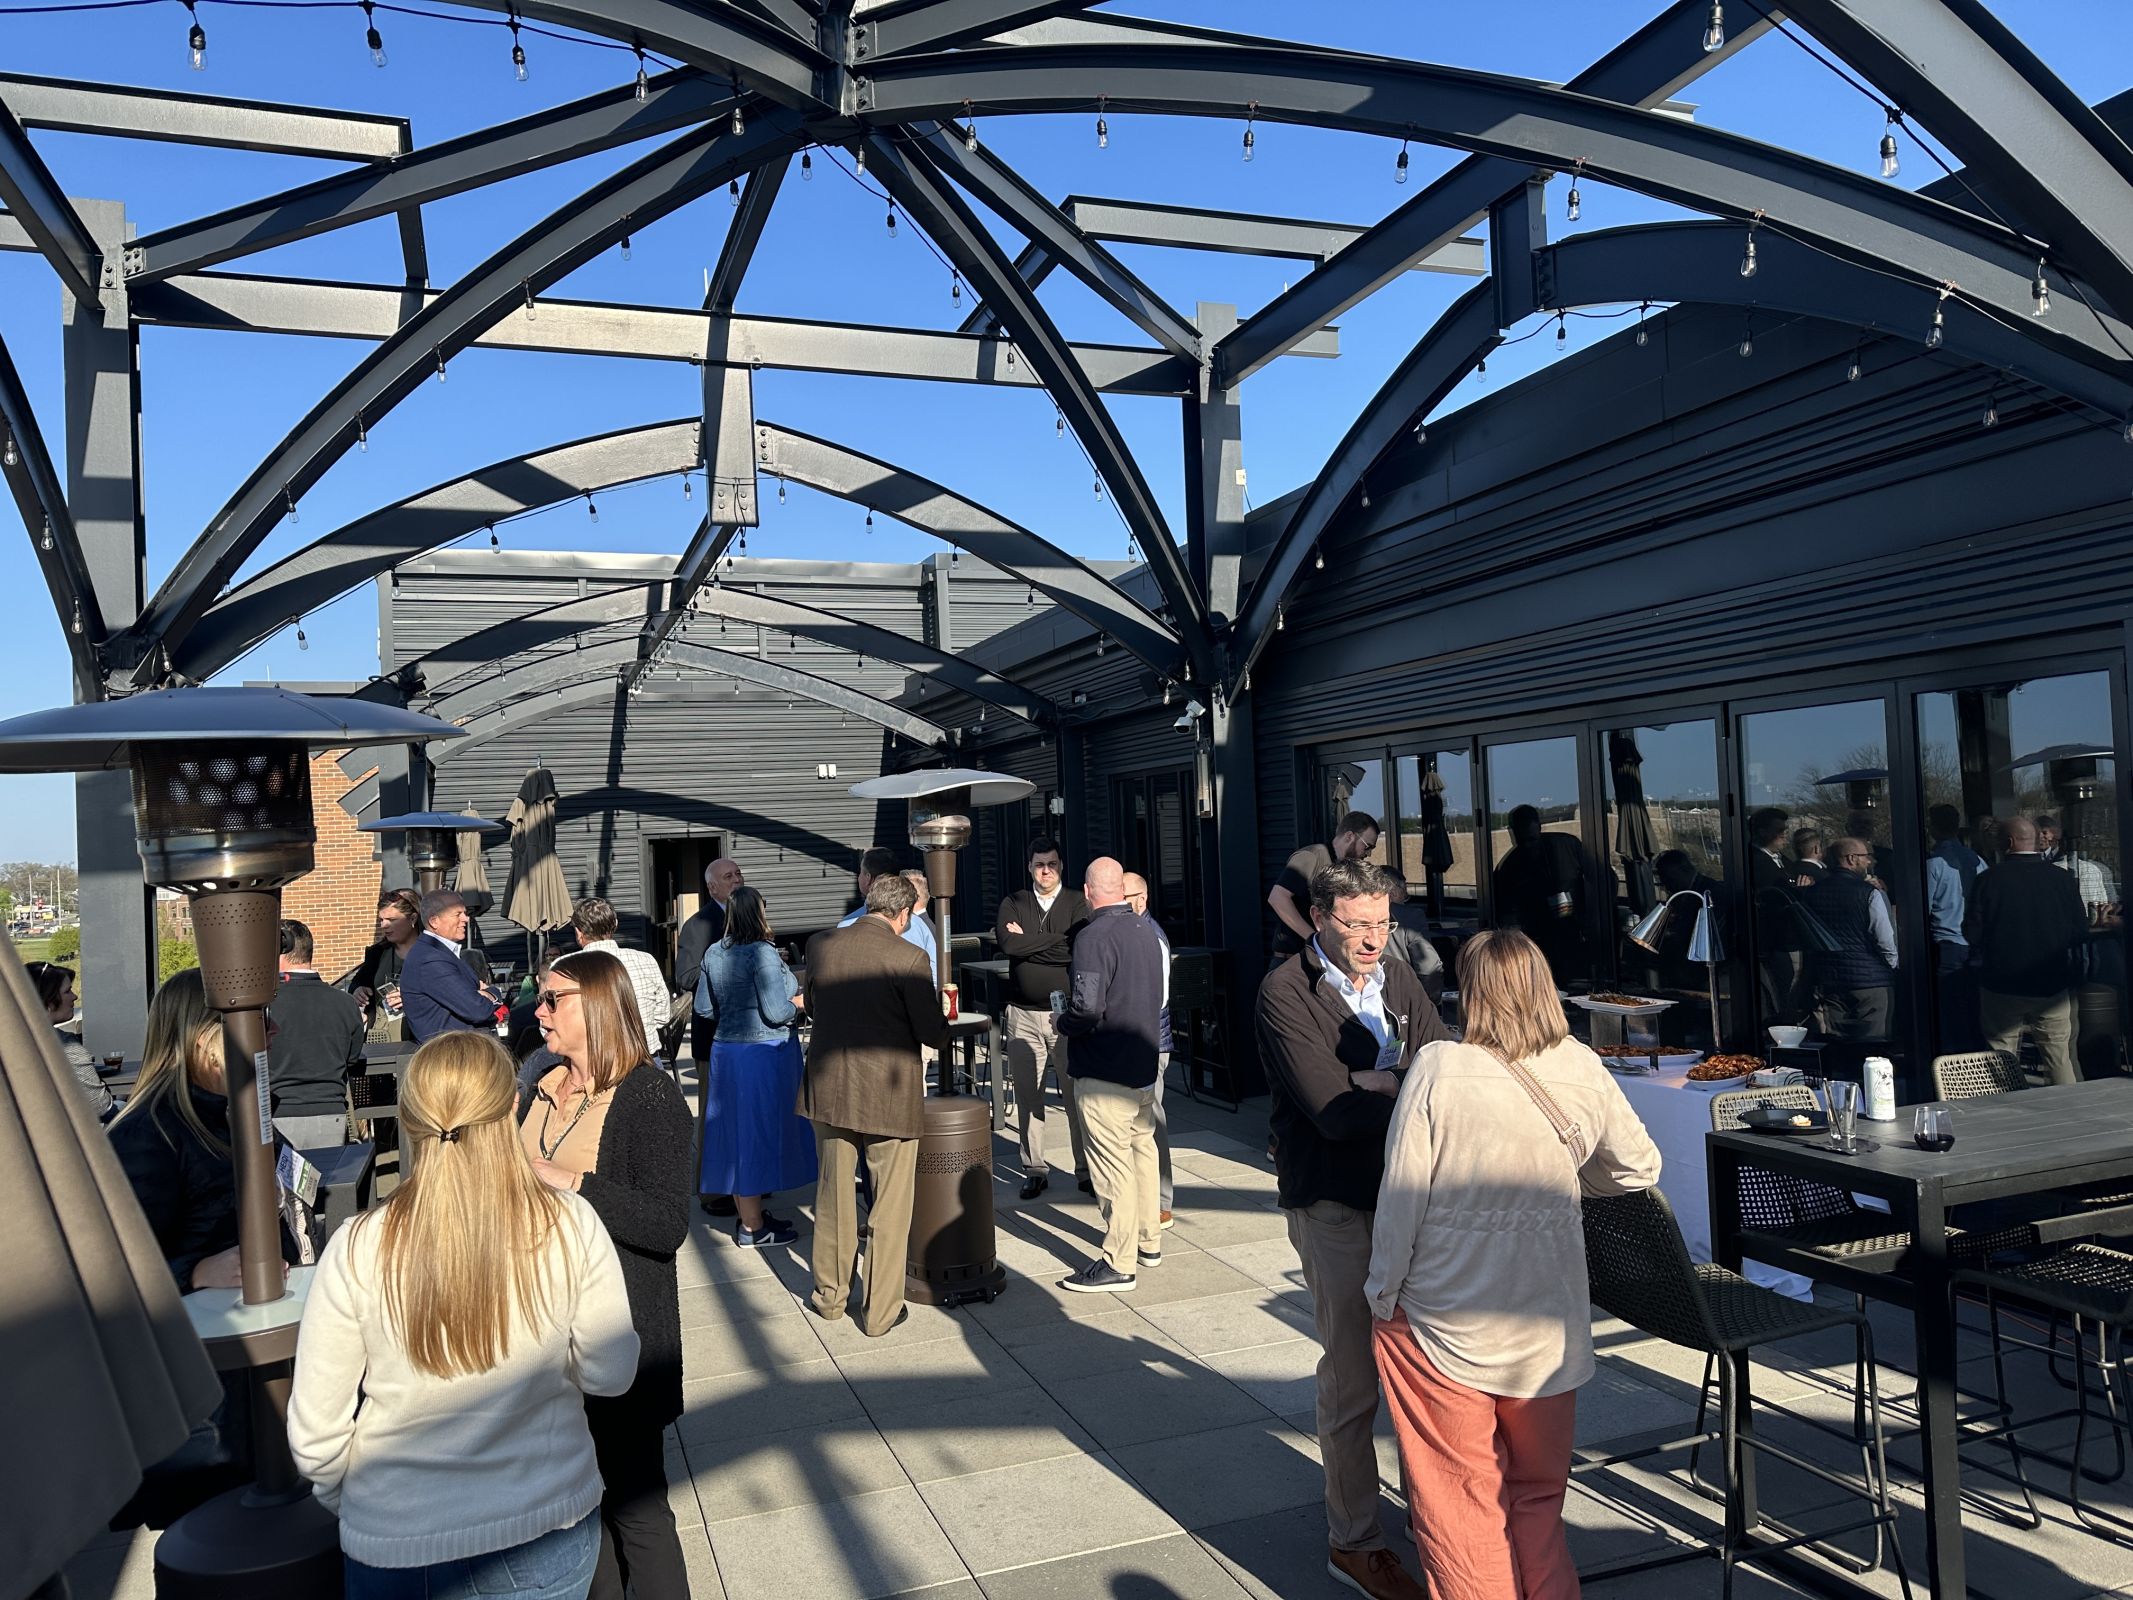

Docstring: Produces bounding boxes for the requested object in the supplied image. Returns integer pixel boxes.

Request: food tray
[1679,1053,1767,1091]
[1570,994,1676,1017]
[1595,1047,1703,1073]
[1740,1103,1830,1138]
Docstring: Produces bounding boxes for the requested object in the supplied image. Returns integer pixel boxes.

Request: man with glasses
[1257,860,1444,1600]
[997,837,1089,1200]
[1802,837,1899,1040]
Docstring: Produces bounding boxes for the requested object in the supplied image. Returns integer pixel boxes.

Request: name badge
[1375,1018,1403,1071]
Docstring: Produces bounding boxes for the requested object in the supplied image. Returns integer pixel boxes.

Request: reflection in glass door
[1397,749,1476,925]
[1739,700,1901,1055]
[1916,671,2124,1080]
[1324,755,1393,870]
[1484,735,1597,986]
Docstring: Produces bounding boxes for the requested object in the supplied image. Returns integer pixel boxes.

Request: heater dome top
[0,686,462,773]
[847,767,1035,808]
[362,810,504,832]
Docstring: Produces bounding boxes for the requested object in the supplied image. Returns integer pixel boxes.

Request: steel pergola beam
[122,109,813,682]
[1782,0,2133,325]
[0,98,101,305]
[910,123,1201,361]
[1212,0,1766,387]
[124,271,1283,389]
[862,130,1212,670]
[1061,195,1486,275]
[860,38,2133,385]
[177,419,706,684]
[755,419,1184,674]
[624,515,737,689]
[0,72,410,160]
[861,0,1106,57]
[0,333,102,688]
[1228,280,1500,696]
[124,72,738,285]
[704,153,789,310]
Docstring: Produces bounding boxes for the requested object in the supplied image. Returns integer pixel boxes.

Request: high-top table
[1708,1079,2133,1598]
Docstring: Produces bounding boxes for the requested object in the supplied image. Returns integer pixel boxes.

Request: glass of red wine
[1912,1105,1955,1153]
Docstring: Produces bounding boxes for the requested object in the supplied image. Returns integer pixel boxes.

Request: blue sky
[0,1,2126,859]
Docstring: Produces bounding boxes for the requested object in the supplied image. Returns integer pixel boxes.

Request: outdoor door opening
[645,834,724,980]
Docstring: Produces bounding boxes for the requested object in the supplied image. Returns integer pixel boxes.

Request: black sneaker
[1058,1260,1136,1294]
[736,1218,797,1248]
[1137,1247,1162,1269]
[1019,1172,1050,1201]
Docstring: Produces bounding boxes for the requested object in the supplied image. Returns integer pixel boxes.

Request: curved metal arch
[754,421,1185,675]
[123,109,811,680]
[860,41,2133,381]
[862,131,1213,677]
[429,634,949,743]
[411,578,1060,725]
[0,332,101,689]
[178,420,704,684]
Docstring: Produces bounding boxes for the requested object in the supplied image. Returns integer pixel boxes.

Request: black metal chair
[1576,1187,1910,1600]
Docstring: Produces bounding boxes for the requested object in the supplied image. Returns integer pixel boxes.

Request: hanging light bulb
[1395,140,1409,185]
[950,548,960,570]
[1096,634,1107,656]
[508,11,527,81]
[1738,314,1754,358]
[950,270,962,307]
[1097,96,1109,149]
[737,529,747,554]
[296,623,309,651]
[362,0,386,66]
[183,0,205,69]
[586,494,599,524]
[1092,477,1103,500]
[632,43,648,101]
[1635,302,1650,346]
[1313,547,1324,571]
[620,233,633,261]
[777,476,787,505]
[1880,109,1900,178]
[853,144,866,175]
[1566,159,1583,222]
[1554,312,1567,354]
[70,598,82,635]
[283,485,300,524]
[963,100,978,153]
[1740,212,1760,278]
[729,79,743,135]
[865,508,873,529]
[1242,102,1256,162]
[1275,606,1285,632]
[1926,283,1949,350]
[1982,388,2000,428]
[886,204,897,239]
[39,515,52,552]
[1055,409,1065,439]
[683,473,693,501]
[1359,482,1371,510]
[729,178,740,206]
[488,525,499,550]
[2032,258,2051,317]
[1702,1,1724,51]
[1847,346,1864,382]
[1,432,14,468]
[1028,585,1037,605]
[521,279,537,320]
[800,150,813,182]
[1413,417,1427,445]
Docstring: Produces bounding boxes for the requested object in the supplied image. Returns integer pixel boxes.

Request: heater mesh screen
[133,746,309,838]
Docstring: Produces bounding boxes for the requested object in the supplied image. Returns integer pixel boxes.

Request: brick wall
[281,749,382,980]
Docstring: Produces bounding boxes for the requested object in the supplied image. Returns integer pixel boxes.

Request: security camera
[1173,697,1207,731]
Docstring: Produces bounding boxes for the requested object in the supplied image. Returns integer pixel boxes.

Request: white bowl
[1767,1025,1808,1049]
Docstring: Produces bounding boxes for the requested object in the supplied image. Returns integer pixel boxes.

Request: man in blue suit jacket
[400,890,504,1042]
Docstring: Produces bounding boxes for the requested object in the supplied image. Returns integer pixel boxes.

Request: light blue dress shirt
[837,905,941,984]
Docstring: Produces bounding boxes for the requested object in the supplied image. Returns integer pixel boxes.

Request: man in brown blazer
[799,871,948,1336]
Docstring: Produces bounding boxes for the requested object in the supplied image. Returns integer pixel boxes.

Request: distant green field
[14,936,52,963]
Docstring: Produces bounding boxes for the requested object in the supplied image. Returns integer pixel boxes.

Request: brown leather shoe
[1327,1546,1425,1600]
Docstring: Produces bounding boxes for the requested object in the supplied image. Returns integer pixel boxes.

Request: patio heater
[848,767,1034,1307]
[0,686,463,1598]
[360,808,502,894]
[1627,889,1726,1049]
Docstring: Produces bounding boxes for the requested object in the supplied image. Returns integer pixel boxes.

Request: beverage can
[1862,1056,1897,1122]
[1048,990,1067,1018]
[942,982,960,1021]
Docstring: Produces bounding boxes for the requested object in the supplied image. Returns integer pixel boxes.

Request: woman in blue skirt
[696,886,817,1246]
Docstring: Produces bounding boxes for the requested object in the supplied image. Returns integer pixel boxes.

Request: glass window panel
[1916,671,2122,1078]
[1739,699,1900,1050]
[1325,756,1391,867]
[1398,750,1477,923]
[1485,735,1598,986]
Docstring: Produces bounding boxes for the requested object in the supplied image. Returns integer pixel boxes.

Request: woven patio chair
[1931,1050,2027,1101]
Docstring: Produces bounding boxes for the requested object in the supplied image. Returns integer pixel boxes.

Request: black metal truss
[704,153,789,311]
[124,71,737,285]
[859,0,1106,59]
[120,109,813,680]
[0,334,101,685]
[622,514,737,690]
[862,129,1212,672]
[0,98,101,305]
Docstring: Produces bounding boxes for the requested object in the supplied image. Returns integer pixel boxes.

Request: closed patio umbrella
[1609,732,1659,914]
[1,929,220,1599]
[455,805,495,914]
[502,765,572,934]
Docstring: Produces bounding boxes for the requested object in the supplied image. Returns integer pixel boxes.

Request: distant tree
[47,924,80,965]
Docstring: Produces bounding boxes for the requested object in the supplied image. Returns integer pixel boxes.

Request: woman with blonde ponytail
[289,1030,639,1599]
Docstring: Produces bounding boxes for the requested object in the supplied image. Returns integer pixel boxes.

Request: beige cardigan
[1364,1037,1662,1399]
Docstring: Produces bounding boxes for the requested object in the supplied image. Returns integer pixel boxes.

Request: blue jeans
[344,1512,599,1599]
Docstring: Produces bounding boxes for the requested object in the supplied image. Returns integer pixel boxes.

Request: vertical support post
[1209,693,1264,1096]
[704,358,759,526]
[67,199,153,1056]
[372,741,428,889]
[1058,724,1089,869]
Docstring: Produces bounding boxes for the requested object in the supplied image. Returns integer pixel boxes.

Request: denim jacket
[696,940,799,1043]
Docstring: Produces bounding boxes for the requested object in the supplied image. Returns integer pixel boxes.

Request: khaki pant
[1076,1076,1161,1274]
[1288,1199,1390,1553]
[1005,1004,1086,1177]
[1153,1053,1173,1213]
[1982,987,2078,1087]
[809,1122,918,1337]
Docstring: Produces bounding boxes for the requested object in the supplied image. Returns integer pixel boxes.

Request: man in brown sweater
[800,872,948,1337]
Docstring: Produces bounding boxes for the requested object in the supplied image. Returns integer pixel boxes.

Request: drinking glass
[1913,1105,1956,1153]
[1827,1080,1860,1153]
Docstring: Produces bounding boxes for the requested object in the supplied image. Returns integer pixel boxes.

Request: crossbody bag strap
[1489,1050,1590,1167]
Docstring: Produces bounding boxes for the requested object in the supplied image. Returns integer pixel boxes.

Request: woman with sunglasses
[518,948,693,1600]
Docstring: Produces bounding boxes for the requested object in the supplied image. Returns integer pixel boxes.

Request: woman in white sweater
[289,1031,640,1599]
[1365,931,1662,1600]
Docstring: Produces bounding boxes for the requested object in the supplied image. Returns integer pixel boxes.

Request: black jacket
[108,1086,297,1291]
[1257,946,1451,1212]
[672,899,727,994]
[995,887,1089,1008]
[519,1060,694,1429]
[1967,853,2090,996]
[1057,904,1164,1089]
[267,971,366,1116]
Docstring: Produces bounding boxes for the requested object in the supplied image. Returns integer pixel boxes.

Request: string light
[1241,101,1256,162]
[1635,302,1650,346]
[886,203,897,239]
[729,178,740,206]
[507,8,526,81]
[1554,311,1567,354]
[620,232,632,261]
[1412,417,1427,444]
[729,77,743,135]
[1,432,13,468]
[1096,96,1108,149]
[1982,386,1999,428]
[865,508,873,529]
[800,150,813,182]
[296,623,308,651]
[1737,312,1754,358]
[1846,340,1864,382]
[1055,408,1065,439]
[962,100,978,153]
[2032,259,2051,317]
[1926,281,1951,350]
[950,548,960,570]
[1275,606,1284,632]
[70,598,82,635]
[361,0,385,66]
[521,279,536,319]
[1313,547,1324,571]
[777,476,786,504]
[1092,476,1102,500]
[853,144,866,175]
[1566,158,1584,223]
[1395,139,1409,185]
[1702,1,1724,52]
[39,515,52,552]
[1879,108,1900,178]
[434,347,448,381]
[1740,210,1762,278]
[488,525,499,549]
[632,42,648,101]
[585,493,598,524]
[182,0,205,69]
[950,269,962,307]
[283,484,299,523]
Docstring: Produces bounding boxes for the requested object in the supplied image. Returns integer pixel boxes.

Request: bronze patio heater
[361,808,503,895]
[848,767,1033,1306]
[0,685,462,1598]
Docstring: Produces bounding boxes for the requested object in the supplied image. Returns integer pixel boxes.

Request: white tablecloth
[1612,1069,1813,1301]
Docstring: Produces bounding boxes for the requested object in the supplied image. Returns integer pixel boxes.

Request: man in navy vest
[1802,837,1898,1040]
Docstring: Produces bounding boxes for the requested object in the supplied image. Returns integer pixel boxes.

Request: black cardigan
[108,1086,299,1290]
[519,1059,694,1429]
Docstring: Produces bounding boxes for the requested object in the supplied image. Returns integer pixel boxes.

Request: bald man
[675,854,744,1215]
[1054,857,1167,1293]
[1123,872,1175,1227]
[1968,815,2090,1085]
